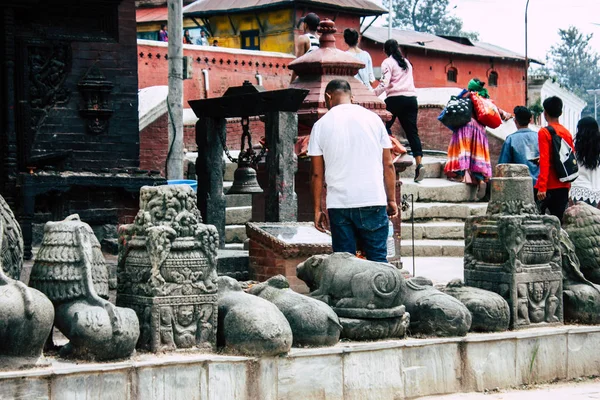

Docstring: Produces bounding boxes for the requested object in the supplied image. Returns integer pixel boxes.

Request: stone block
[401,342,461,398]
[226,206,252,225]
[207,361,247,400]
[136,364,207,400]
[0,377,49,399]
[225,194,252,208]
[515,332,567,385]
[247,358,278,400]
[278,355,343,400]
[52,370,130,400]
[225,225,247,243]
[343,348,404,400]
[400,179,479,203]
[223,161,237,182]
[400,240,464,258]
[462,337,517,391]
[401,222,464,240]
[567,330,600,379]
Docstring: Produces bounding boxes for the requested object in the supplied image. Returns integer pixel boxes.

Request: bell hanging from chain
[227,159,263,195]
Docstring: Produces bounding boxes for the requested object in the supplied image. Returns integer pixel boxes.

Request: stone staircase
[223,160,252,249]
[399,156,488,257]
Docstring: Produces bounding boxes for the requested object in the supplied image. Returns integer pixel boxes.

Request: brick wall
[362,38,526,114]
[248,240,310,293]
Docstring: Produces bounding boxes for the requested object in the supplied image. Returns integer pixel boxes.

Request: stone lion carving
[0,217,54,368]
[30,215,139,360]
[297,253,472,337]
[563,202,600,284]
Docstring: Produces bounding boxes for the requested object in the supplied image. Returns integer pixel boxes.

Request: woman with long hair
[374,39,424,182]
[570,116,600,207]
[343,28,375,90]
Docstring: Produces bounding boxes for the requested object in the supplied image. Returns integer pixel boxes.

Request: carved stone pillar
[196,116,226,249]
[116,185,218,352]
[264,111,298,222]
[464,164,563,329]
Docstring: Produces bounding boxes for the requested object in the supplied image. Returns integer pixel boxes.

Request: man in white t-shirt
[307,79,398,262]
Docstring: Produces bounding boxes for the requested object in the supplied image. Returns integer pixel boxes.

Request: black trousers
[539,188,569,222]
[384,95,423,158]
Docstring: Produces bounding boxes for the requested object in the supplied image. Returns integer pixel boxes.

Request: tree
[546,26,600,117]
[383,0,479,41]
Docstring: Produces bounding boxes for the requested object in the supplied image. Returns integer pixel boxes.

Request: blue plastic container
[167,179,198,192]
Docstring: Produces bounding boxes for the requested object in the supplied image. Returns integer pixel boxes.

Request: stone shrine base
[2,325,600,400]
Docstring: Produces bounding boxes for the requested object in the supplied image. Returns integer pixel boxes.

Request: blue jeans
[328,206,389,263]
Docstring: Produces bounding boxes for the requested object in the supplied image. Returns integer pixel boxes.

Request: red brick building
[361,27,534,113]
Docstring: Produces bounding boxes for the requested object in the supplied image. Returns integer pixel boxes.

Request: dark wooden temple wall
[8,0,140,172]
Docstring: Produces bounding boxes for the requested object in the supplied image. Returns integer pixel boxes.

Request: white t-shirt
[307,103,392,209]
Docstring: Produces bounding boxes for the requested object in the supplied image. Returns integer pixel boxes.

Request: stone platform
[2,325,600,399]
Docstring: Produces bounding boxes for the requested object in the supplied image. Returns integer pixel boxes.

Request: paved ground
[420,378,600,399]
[401,256,464,285]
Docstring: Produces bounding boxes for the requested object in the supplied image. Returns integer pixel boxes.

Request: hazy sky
[374,0,600,62]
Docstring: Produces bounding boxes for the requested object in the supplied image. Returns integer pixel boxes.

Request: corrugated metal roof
[137,6,169,23]
[363,26,542,64]
[183,0,387,17]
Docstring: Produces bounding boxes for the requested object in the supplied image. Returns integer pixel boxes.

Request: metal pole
[595,93,598,121]
[167,0,184,180]
[388,0,393,39]
[524,0,530,105]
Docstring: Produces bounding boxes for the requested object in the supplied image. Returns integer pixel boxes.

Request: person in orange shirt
[535,96,575,222]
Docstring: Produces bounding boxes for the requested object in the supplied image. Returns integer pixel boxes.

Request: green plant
[528,341,541,384]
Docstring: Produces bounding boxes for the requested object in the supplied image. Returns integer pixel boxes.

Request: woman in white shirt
[570,116,600,207]
[343,28,375,90]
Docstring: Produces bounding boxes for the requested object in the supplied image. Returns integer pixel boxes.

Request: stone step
[400,239,464,257]
[401,202,488,221]
[224,243,244,250]
[400,178,485,203]
[401,221,465,240]
[225,224,247,243]
[226,206,252,225]
[224,160,237,182]
[217,248,249,281]
[398,157,445,179]
[225,193,252,208]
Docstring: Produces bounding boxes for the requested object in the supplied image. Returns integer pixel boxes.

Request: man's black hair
[325,79,352,94]
[344,28,359,47]
[513,106,532,126]
[543,96,563,118]
[302,13,320,31]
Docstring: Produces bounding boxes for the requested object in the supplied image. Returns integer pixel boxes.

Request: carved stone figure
[116,185,218,352]
[563,203,600,284]
[0,194,24,280]
[441,279,510,332]
[217,276,292,356]
[0,216,54,368]
[248,275,342,347]
[464,164,563,329]
[29,215,139,360]
[297,253,472,337]
[559,229,600,324]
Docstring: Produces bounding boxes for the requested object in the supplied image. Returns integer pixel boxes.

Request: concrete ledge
[2,326,600,399]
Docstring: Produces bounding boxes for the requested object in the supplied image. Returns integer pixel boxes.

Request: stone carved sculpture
[248,275,342,347]
[441,279,510,332]
[116,185,218,352]
[218,276,292,356]
[563,203,600,284]
[464,164,563,329]
[29,215,139,360]
[0,214,54,368]
[0,194,24,280]
[297,253,471,338]
[559,228,600,324]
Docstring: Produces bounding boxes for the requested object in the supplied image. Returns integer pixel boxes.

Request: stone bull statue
[248,275,342,347]
[297,253,472,337]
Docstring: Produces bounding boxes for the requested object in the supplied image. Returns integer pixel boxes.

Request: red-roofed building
[360,26,540,112]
